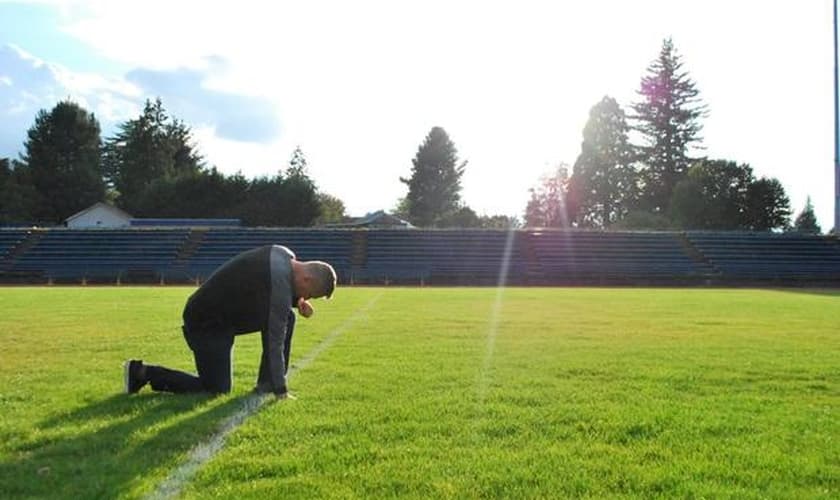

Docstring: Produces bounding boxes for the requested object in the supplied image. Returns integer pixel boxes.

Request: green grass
[0,287,838,499]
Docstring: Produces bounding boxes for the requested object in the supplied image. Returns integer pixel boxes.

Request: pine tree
[20,100,105,223]
[104,98,202,214]
[400,127,466,227]
[278,147,321,226]
[632,38,708,213]
[287,146,308,178]
[571,96,637,228]
[0,159,40,224]
[793,196,821,234]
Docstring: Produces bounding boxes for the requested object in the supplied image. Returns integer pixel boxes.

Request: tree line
[0,98,334,227]
[0,96,517,229]
[524,38,822,234]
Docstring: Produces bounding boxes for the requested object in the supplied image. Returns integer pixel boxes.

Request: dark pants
[146,312,296,394]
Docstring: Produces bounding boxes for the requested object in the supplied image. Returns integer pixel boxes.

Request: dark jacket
[183,245,296,393]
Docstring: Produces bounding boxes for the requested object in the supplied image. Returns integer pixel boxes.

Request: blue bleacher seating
[1,227,838,285]
[525,230,709,283]
[359,229,526,284]
[687,232,840,281]
[0,229,29,259]
[8,229,189,282]
[184,229,354,283]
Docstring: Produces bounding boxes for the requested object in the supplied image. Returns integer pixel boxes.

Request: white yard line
[147,294,381,500]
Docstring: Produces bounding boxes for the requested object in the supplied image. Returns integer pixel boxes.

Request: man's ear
[301,272,314,295]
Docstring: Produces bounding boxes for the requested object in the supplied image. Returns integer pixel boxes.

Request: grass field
[0,286,838,499]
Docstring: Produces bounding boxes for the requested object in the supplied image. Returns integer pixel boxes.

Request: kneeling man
[125,244,336,398]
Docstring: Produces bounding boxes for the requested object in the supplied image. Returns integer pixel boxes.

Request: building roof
[323,210,414,228]
[64,202,132,223]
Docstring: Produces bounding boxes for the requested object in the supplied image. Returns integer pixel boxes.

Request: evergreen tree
[744,177,791,231]
[793,196,821,234]
[267,147,321,227]
[235,175,285,227]
[0,160,40,224]
[288,146,308,178]
[0,158,9,216]
[632,38,708,213]
[0,158,16,223]
[104,98,202,214]
[19,100,105,223]
[400,127,466,227]
[570,96,637,228]
[135,168,246,218]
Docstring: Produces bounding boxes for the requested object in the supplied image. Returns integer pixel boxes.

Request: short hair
[307,261,337,298]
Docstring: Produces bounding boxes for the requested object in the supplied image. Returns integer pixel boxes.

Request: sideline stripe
[146,294,381,500]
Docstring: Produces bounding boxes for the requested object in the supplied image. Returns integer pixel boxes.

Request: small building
[64,202,132,229]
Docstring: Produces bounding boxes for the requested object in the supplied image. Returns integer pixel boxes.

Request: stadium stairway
[5,228,190,284]
[518,231,548,284]
[675,232,720,279]
[0,229,42,281]
[349,231,368,284]
[686,231,840,284]
[165,229,209,283]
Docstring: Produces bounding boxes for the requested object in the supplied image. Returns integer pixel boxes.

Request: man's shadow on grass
[0,391,269,499]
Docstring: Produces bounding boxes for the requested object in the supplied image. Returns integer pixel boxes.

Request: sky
[0,0,836,229]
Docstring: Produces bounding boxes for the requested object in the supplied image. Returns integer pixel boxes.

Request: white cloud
[0,43,142,154]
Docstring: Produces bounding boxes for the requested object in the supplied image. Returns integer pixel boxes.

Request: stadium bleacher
[0,229,29,260]
[0,227,838,286]
[6,229,189,283]
[686,231,840,282]
[359,229,527,285]
[181,229,354,284]
[523,230,714,284]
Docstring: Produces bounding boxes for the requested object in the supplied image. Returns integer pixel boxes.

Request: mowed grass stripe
[0,287,838,499]
[0,287,380,499]
[147,293,382,500]
[183,288,839,499]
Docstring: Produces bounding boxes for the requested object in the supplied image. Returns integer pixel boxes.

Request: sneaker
[124,359,148,394]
